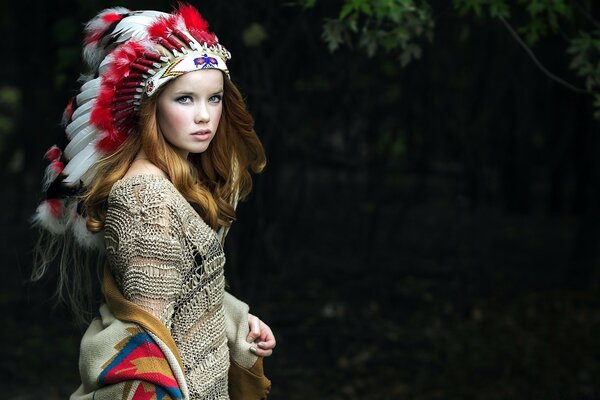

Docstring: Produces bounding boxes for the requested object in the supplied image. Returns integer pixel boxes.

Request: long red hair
[83,74,266,232]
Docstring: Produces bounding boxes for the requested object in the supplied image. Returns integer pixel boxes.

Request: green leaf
[0,86,20,109]
[359,1,373,16]
[454,0,485,17]
[361,32,378,57]
[302,0,317,9]
[489,0,510,18]
[242,23,268,47]
[319,0,434,61]
[527,0,545,17]
[0,114,15,134]
[340,2,356,19]
[322,19,346,52]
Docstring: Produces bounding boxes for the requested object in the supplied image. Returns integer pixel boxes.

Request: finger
[250,346,273,357]
[257,322,274,342]
[246,316,261,343]
[257,338,276,350]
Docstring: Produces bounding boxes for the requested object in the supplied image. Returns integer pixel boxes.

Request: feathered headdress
[33,4,231,249]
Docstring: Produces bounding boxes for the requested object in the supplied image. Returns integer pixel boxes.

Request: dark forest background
[1,0,600,399]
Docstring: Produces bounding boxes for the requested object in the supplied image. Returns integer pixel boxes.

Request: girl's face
[156,69,224,158]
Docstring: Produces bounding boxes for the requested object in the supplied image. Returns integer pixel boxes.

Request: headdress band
[145,49,230,96]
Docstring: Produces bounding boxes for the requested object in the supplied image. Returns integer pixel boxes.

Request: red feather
[176,3,209,32]
[84,8,129,46]
[149,4,217,47]
[84,31,103,46]
[61,96,75,126]
[44,145,62,162]
[102,12,124,24]
[97,128,127,153]
[91,41,146,154]
[177,3,217,46]
[106,41,146,79]
[51,161,64,174]
[46,199,64,218]
[90,87,114,132]
[148,15,177,39]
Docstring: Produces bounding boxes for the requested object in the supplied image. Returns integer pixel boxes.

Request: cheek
[212,106,223,129]
[159,104,189,133]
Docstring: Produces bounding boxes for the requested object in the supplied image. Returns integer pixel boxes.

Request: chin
[189,145,211,154]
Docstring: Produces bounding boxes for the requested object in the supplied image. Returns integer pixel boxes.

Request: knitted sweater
[104,174,243,399]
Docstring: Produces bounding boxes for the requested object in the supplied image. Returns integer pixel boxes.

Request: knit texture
[105,174,230,400]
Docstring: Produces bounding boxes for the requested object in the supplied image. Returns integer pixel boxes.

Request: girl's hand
[247,313,276,357]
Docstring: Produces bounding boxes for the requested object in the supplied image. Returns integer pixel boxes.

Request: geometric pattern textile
[99,327,183,400]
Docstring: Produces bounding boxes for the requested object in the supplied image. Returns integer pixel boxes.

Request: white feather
[32,201,66,234]
[76,87,100,107]
[109,12,167,46]
[66,206,105,250]
[79,76,101,92]
[116,12,167,29]
[42,164,60,191]
[71,98,94,122]
[62,141,101,185]
[98,57,114,75]
[65,112,91,140]
[78,72,94,85]
[83,7,131,69]
[174,15,186,32]
[84,7,130,34]
[76,78,101,106]
[112,27,147,44]
[64,125,98,160]
[83,11,166,72]
[83,46,104,73]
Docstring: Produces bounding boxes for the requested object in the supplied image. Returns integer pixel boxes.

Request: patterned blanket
[70,267,271,400]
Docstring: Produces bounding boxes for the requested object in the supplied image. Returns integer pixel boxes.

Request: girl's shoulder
[108,173,179,210]
[122,159,166,179]
[110,160,173,201]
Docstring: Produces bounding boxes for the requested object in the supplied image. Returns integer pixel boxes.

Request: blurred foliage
[52,17,81,90]
[302,0,434,64]
[301,0,600,118]
[0,86,20,156]
[454,0,574,44]
[0,87,20,109]
[568,30,600,118]
[242,22,269,47]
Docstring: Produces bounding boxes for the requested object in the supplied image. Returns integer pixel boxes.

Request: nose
[194,101,210,123]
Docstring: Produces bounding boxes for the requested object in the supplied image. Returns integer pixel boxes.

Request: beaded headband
[33,4,231,248]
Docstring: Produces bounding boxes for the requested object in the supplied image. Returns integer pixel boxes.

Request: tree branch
[498,15,588,94]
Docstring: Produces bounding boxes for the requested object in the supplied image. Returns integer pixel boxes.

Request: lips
[191,130,211,140]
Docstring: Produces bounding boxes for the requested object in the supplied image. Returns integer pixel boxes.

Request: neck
[134,149,148,161]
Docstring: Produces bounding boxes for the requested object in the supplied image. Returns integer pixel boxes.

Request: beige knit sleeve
[105,181,184,328]
[223,291,259,368]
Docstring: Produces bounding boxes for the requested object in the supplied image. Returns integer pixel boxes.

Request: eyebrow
[173,88,224,95]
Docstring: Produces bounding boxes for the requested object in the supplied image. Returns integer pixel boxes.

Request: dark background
[1,1,599,399]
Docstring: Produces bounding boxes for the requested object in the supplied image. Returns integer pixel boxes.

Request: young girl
[33,4,274,399]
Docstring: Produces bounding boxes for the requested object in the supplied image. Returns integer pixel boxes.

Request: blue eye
[209,94,222,104]
[176,96,192,104]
